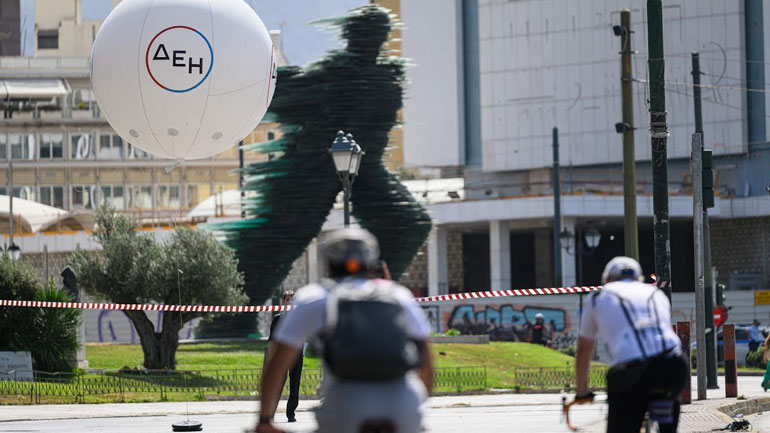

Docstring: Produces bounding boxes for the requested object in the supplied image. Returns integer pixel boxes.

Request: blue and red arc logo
[145,25,214,93]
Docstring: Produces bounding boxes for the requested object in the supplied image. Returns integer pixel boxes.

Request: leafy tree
[70,208,246,370]
[0,256,80,372]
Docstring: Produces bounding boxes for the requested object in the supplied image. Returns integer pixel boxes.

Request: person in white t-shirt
[574,256,688,433]
[255,228,434,433]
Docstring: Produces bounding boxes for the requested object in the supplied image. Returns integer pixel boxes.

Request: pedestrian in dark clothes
[265,290,303,423]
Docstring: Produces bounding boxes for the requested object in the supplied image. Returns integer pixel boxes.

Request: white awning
[0,78,68,99]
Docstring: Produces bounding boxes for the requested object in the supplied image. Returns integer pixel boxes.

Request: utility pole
[553,127,562,287]
[647,0,673,299]
[238,140,245,219]
[8,160,13,247]
[618,10,639,261]
[692,132,707,401]
[692,52,718,389]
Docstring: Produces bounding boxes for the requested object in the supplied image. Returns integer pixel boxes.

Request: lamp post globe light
[559,229,575,253]
[584,227,602,249]
[4,243,21,261]
[9,243,20,261]
[329,130,365,227]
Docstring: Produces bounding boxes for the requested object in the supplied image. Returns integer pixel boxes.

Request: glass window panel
[40,143,50,159]
[112,186,124,209]
[113,135,124,159]
[52,134,63,158]
[186,185,196,208]
[71,186,83,207]
[53,187,63,209]
[99,134,111,158]
[169,185,180,208]
[12,187,21,197]
[71,133,94,159]
[71,186,92,208]
[10,133,22,159]
[19,186,36,201]
[100,185,110,206]
[128,143,150,159]
[22,134,35,160]
[41,187,52,206]
[130,186,152,209]
[0,133,6,160]
[0,187,5,195]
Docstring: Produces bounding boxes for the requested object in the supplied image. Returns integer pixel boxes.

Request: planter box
[428,335,490,344]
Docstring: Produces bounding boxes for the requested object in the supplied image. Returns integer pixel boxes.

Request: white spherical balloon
[91,0,277,160]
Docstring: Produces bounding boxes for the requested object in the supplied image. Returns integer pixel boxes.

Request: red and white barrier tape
[415,286,601,303]
[0,286,601,312]
[0,300,292,313]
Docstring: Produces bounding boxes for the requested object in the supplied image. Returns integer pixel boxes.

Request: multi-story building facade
[1,0,286,224]
[396,0,770,295]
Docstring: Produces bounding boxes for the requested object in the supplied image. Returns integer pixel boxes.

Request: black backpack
[321,279,421,381]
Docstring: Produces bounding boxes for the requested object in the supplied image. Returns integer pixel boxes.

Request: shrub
[746,348,765,369]
[444,328,461,336]
[0,257,81,372]
[25,282,81,372]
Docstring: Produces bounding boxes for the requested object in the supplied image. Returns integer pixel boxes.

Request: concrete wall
[711,216,770,290]
[401,0,466,168]
[477,0,744,172]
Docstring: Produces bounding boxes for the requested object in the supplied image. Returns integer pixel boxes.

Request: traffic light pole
[692,52,718,389]
[692,132,707,401]
[647,0,673,300]
[619,10,639,261]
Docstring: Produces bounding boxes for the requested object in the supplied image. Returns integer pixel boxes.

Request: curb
[718,396,770,418]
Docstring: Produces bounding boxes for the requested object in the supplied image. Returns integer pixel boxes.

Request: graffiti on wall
[445,304,573,345]
[96,310,196,343]
[421,306,440,334]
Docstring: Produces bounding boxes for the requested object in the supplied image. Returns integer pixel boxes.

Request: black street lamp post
[329,130,364,227]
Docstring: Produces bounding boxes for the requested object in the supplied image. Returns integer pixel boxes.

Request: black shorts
[606,354,689,433]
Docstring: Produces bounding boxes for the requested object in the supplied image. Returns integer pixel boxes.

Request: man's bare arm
[575,336,596,395]
[417,340,434,395]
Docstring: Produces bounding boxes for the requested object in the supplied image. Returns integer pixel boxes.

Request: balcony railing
[0,57,90,71]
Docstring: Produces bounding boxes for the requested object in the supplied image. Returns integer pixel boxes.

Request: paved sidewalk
[0,394,581,422]
[1,375,765,432]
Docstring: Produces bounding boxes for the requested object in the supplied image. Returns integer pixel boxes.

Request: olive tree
[70,208,246,369]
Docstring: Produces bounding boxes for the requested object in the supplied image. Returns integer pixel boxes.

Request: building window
[37,29,59,49]
[10,133,35,160]
[39,132,64,159]
[156,185,180,209]
[98,134,124,159]
[71,133,95,160]
[71,185,95,209]
[0,133,6,160]
[186,185,198,208]
[267,131,275,140]
[40,186,64,209]
[0,187,5,196]
[128,185,152,209]
[100,185,125,209]
[127,142,150,159]
[13,186,37,201]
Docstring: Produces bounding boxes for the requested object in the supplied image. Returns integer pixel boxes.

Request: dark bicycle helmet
[320,228,380,275]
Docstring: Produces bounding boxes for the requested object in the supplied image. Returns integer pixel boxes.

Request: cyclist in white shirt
[255,228,434,433]
[574,257,688,433]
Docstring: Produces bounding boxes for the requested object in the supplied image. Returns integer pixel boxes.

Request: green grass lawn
[87,341,576,390]
[430,342,576,389]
